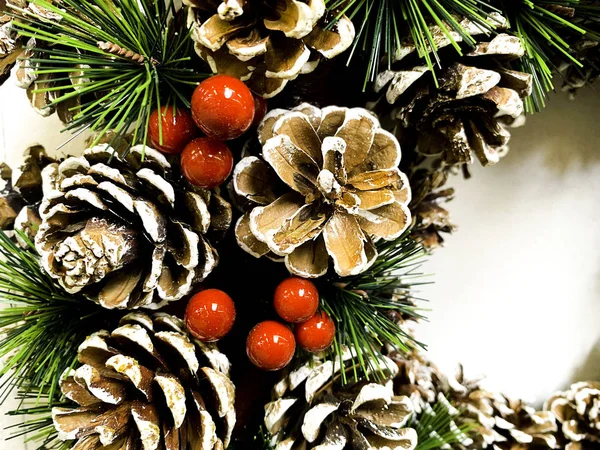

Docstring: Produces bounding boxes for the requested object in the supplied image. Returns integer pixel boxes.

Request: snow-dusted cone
[0,145,55,244]
[375,18,532,168]
[52,312,235,450]
[0,0,24,85]
[264,353,417,450]
[450,368,558,450]
[545,382,600,450]
[35,144,232,309]
[185,0,355,98]
[233,103,412,278]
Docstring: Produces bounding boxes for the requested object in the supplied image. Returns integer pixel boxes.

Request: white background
[1,75,599,447]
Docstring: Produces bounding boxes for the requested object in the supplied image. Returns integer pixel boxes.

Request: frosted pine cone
[265,353,417,450]
[233,103,412,278]
[52,312,235,450]
[450,370,558,449]
[185,0,355,98]
[0,145,55,244]
[375,19,532,168]
[545,382,600,450]
[35,144,232,309]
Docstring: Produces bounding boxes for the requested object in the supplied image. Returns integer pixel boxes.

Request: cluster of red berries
[181,278,336,372]
[246,277,336,371]
[147,74,266,189]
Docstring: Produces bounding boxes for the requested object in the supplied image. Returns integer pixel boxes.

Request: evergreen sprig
[320,232,429,383]
[0,231,116,405]
[505,0,600,112]
[326,0,499,89]
[9,0,207,150]
[5,390,72,450]
[414,396,474,450]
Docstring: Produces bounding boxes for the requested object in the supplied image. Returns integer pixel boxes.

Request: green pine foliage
[9,0,208,149]
[0,231,116,405]
[319,231,430,383]
[414,396,474,450]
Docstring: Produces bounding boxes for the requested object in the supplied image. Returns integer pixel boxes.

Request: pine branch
[319,231,430,383]
[0,231,117,406]
[8,0,208,151]
[326,0,499,89]
[5,390,72,450]
[414,396,475,450]
[504,0,600,112]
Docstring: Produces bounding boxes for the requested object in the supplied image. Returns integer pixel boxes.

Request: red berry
[246,321,296,371]
[191,74,255,140]
[252,95,268,127]
[181,137,233,188]
[274,277,319,323]
[148,106,198,155]
[295,312,336,353]
[185,289,236,342]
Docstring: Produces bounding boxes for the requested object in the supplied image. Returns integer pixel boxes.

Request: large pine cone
[264,352,417,450]
[545,382,600,450]
[35,144,232,309]
[185,0,355,98]
[0,145,55,244]
[233,103,412,278]
[374,18,532,168]
[52,312,235,450]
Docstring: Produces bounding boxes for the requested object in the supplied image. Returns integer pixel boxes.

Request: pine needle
[319,231,430,383]
[505,0,600,112]
[9,0,209,151]
[5,390,72,450]
[414,396,475,450]
[326,0,498,89]
[0,231,116,406]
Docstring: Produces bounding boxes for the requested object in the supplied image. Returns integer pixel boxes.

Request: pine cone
[374,19,532,168]
[450,373,558,449]
[52,312,235,450]
[389,350,449,413]
[0,145,56,244]
[559,39,600,97]
[233,103,412,277]
[0,0,23,85]
[545,382,600,450]
[408,168,455,249]
[185,0,355,98]
[35,143,232,309]
[264,353,417,450]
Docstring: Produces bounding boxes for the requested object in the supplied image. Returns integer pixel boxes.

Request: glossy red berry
[185,289,236,342]
[252,95,268,127]
[295,311,336,353]
[191,74,255,140]
[148,106,198,155]
[246,321,296,371]
[181,137,233,188]
[274,277,319,323]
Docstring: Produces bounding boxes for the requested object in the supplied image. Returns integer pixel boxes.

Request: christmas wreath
[0,0,598,449]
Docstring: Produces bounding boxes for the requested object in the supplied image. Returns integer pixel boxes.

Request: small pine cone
[233,103,412,278]
[389,350,449,413]
[185,0,355,98]
[35,144,232,309]
[450,371,558,449]
[409,168,455,249]
[264,352,417,450]
[545,382,600,449]
[0,145,56,244]
[375,17,532,168]
[52,312,235,450]
[559,39,600,97]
